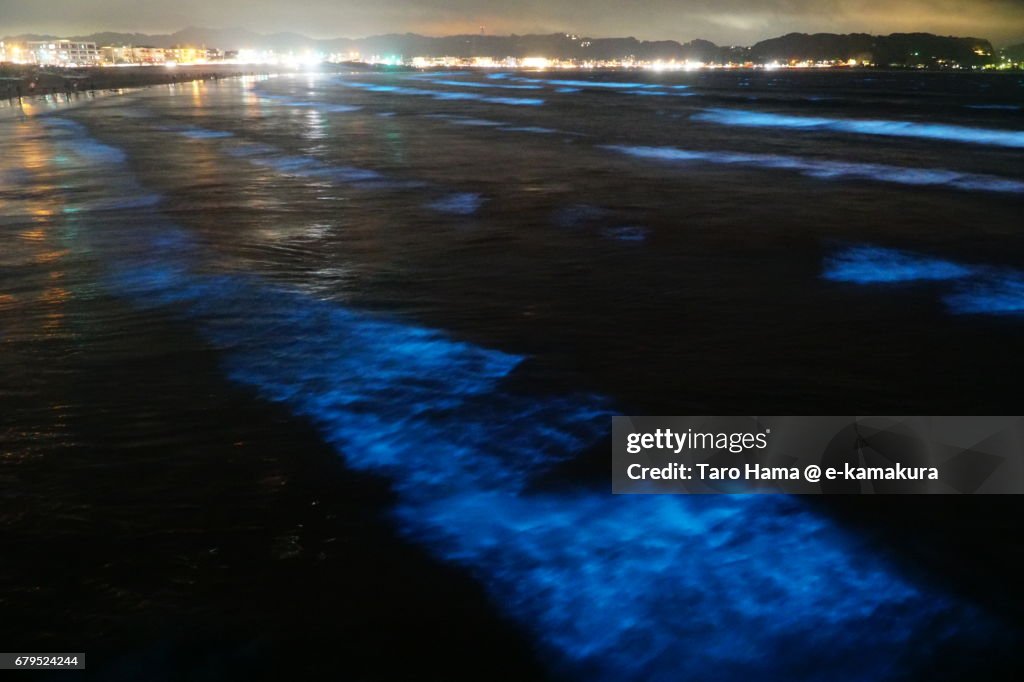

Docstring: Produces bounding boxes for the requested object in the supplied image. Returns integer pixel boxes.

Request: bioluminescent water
[604,144,1024,193]
[946,275,1024,314]
[499,125,560,134]
[822,246,976,283]
[600,225,649,242]
[427,79,545,90]
[965,104,1022,111]
[825,245,1024,316]
[427,192,486,215]
[693,108,1024,148]
[2,70,1022,679]
[258,92,363,113]
[425,114,508,126]
[330,79,546,106]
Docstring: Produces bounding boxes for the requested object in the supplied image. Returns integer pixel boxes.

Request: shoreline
[0,64,269,100]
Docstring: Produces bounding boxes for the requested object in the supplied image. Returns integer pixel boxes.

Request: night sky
[1,0,1022,46]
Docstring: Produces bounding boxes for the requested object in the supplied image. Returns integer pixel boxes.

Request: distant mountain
[0,27,1002,66]
[750,32,995,66]
[329,33,737,62]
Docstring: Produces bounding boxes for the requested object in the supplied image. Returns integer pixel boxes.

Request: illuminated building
[132,46,167,64]
[26,40,100,66]
[100,45,133,64]
[165,46,207,64]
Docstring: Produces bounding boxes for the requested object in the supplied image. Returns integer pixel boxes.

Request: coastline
[0,64,264,100]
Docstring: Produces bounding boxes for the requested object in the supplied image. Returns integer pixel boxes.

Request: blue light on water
[215,139,433,192]
[693,108,1024,148]
[109,237,991,682]
[945,275,1024,314]
[822,246,975,283]
[499,126,559,134]
[103,245,1004,678]
[546,79,667,90]
[428,79,544,90]
[604,144,1024,194]
[485,95,546,107]
[39,118,127,164]
[333,80,544,106]
[824,245,1024,317]
[424,114,559,135]
[427,192,485,215]
[399,492,984,682]
[108,261,607,494]
[165,125,234,139]
[601,226,649,243]
[240,149,385,183]
[627,90,695,97]
[964,104,1022,111]
[258,93,362,113]
[426,115,506,127]
[42,115,1003,681]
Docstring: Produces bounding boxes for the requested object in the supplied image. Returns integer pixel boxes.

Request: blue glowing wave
[108,259,991,680]
[332,80,545,106]
[605,144,1024,193]
[601,226,649,243]
[423,114,507,127]
[545,79,689,91]
[246,154,385,183]
[256,92,362,113]
[400,492,982,681]
[946,275,1024,314]
[427,192,486,215]
[496,76,693,97]
[218,140,428,190]
[39,118,126,163]
[824,245,1024,316]
[217,139,489,213]
[43,117,998,681]
[692,108,1024,148]
[499,125,559,134]
[427,79,544,91]
[822,246,975,283]
[423,114,565,136]
[625,89,694,97]
[110,263,607,493]
[964,104,1022,111]
[547,79,664,89]
[159,124,234,139]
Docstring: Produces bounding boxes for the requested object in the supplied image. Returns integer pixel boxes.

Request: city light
[0,36,1015,71]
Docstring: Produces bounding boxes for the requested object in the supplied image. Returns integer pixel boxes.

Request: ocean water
[1,69,1022,680]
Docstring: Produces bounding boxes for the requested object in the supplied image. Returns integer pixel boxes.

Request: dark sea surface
[1,69,1023,680]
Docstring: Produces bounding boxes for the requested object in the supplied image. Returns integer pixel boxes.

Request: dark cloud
[1,0,1022,45]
